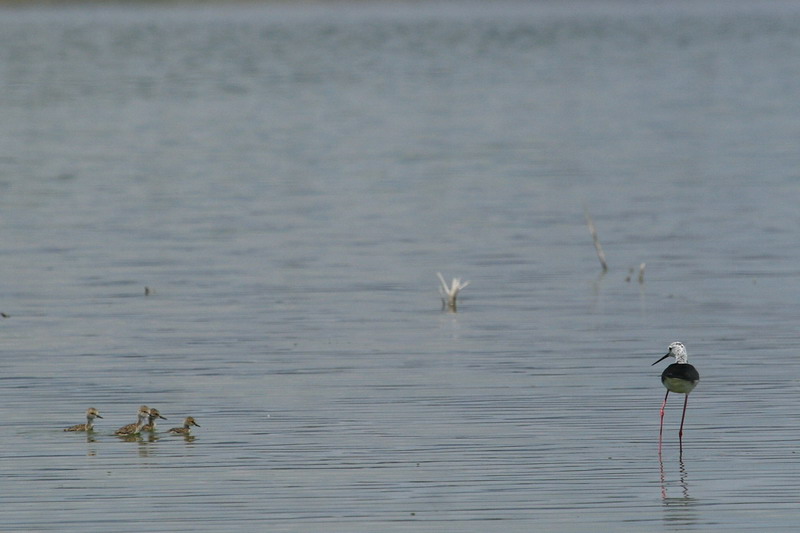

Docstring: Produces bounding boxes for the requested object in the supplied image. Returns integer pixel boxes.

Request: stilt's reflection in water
[659,450,698,528]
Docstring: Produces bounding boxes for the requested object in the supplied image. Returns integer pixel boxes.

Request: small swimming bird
[115,405,151,436]
[652,341,700,448]
[168,417,200,435]
[141,407,167,432]
[64,407,103,432]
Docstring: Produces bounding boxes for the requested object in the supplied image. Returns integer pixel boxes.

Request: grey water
[1,0,800,530]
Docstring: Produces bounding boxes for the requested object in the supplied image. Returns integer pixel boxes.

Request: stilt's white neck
[669,342,689,364]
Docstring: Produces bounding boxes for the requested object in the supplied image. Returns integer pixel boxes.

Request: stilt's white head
[652,341,688,366]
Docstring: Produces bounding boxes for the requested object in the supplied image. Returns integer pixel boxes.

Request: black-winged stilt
[652,341,699,449]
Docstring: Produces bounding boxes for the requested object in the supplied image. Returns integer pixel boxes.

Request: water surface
[1,1,800,531]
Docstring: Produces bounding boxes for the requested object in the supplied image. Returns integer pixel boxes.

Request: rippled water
[2,1,800,530]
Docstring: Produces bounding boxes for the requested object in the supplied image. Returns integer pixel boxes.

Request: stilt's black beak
[651,352,670,366]
[96,414,103,419]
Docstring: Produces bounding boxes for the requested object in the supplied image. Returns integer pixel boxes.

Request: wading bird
[652,341,699,451]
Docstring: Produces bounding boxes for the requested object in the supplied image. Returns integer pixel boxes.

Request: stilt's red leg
[658,390,669,450]
[679,394,689,439]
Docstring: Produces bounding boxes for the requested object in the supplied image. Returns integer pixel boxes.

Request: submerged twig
[437,272,470,312]
[626,263,646,283]
[584,207,608,272]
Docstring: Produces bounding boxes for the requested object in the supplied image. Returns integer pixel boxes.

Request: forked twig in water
[437,272,470,312]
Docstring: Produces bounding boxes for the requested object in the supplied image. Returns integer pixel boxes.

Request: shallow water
[2,1,800,530]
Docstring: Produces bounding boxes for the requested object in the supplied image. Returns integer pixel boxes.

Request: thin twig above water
[583,207,608,272]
